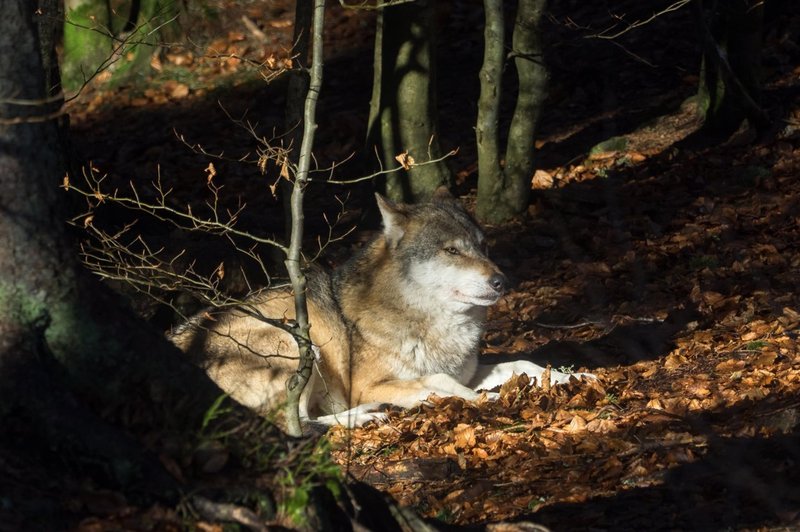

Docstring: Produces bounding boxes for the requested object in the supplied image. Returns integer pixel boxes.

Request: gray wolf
[171,189,586,426]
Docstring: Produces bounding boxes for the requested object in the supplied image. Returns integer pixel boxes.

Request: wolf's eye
[444,246,460,255]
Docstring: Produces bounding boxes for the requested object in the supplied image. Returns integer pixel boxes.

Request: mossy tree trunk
[476,0,548,224]
[62,0,181,91]
[367,0,451,203]
[111,0,182,86]
[1,0,221,487]
[695,0,767,137]
[62,0,113,90]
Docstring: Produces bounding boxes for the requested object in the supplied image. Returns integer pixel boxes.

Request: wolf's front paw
[312,403,390,428]
[482,391,501,401]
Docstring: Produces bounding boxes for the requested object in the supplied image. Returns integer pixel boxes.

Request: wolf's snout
[488,273,507,293]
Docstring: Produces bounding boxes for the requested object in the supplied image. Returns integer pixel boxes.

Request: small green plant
[745,340,768,351]
[379,444,399,457]
[277,437,343,526]
[605,393,620,406]
[527,496,546,511]
[502,423,528,433]
[435,507,456,523]
[557,365,575,374]
[689,254,718,270]
[199,394,233,435]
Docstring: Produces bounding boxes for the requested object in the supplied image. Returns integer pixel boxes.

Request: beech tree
[62,0,180,90]
[694,0,768,137]
[476,0,548,223]
[367,0,451,203]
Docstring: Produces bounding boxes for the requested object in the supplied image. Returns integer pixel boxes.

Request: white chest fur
[389,310,483,381]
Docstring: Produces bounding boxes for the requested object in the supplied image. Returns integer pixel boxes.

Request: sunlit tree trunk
[367,0,450,203]
[62,0,181,90]
[476,0,548,224]
[111,0,182,86]
[61,0,113,90]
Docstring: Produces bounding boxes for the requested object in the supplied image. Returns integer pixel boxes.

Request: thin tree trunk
[110,0,181,87]
[36,0,63,97]
[476,0,548,223]
[502,0,547,216]
[695,0,767,137]
[283,0,325,437]
[369,0,450,203]
[283,0,313,239]
[475,0,504,218]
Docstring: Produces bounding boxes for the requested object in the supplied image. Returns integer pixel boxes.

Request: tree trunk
[476,0,548,224]
[368,0,450,203]
[110,0,181,87]
[283,0,325,438]
[502,0,548,217]
[2,0,221,435]
[62,0,113,90]
[695,0,767,137]
[475,0,505,220]
[282,0,313,239]
[36,0,64,98]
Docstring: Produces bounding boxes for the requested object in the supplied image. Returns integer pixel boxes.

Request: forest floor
[49,0,800,530]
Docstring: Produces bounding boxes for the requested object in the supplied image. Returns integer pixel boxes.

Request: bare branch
[325,147,458,185]
[66,166,288,252]
[338,0,417,10]
[585,0,691,40]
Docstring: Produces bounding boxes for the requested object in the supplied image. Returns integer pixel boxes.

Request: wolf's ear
[375,193,407,246]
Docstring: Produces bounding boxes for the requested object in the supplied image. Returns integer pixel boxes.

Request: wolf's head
[376,188,507,311]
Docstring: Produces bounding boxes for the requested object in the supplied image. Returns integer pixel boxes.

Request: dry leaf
[532,169,554,189]
[395,151,415,170]
[205,163,217,183]
[566,415,587,433]
[169,83,190,99]
[664,352,687,369]
[280,157,290,180]
[454,423,477,449]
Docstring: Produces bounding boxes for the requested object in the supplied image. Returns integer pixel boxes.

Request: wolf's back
[169,267,348,414]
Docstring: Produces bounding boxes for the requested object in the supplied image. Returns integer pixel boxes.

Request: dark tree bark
[695,0,768,137]
[35,0,64,97]
[0,0,222,487]
[367,0,451,203]
[476,0,548,224]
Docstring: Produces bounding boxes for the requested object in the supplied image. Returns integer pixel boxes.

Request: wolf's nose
[489,273,507,293]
